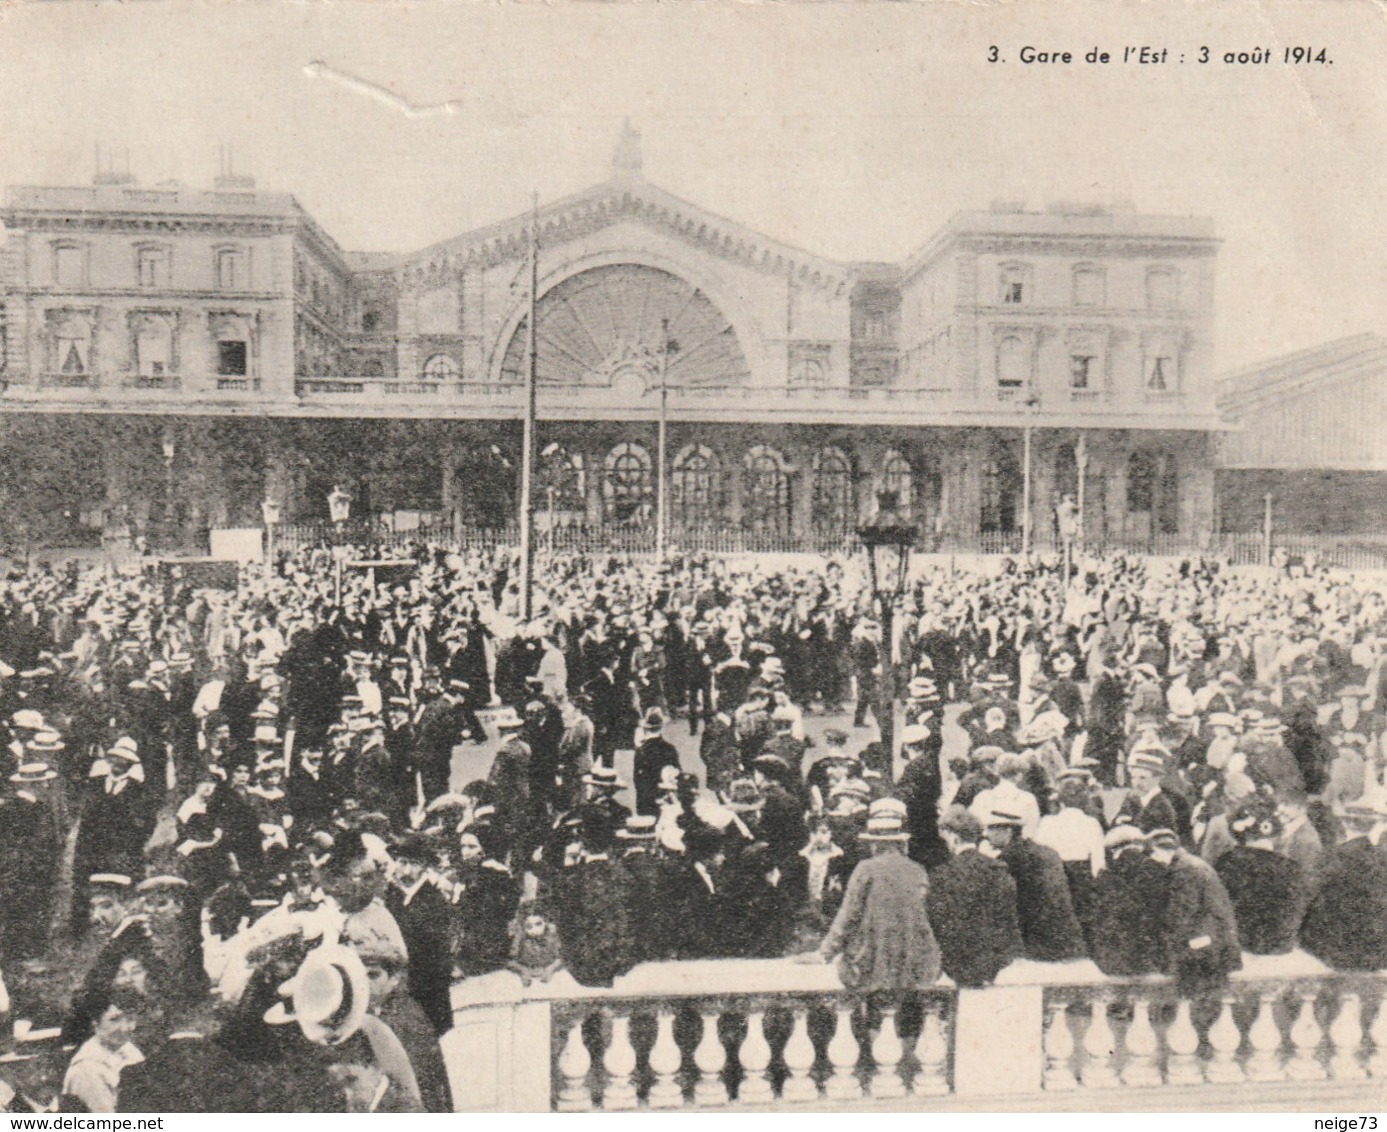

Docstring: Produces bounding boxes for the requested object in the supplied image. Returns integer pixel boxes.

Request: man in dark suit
[632,708,680,817]
[1088,826,1169,976]
[927,807,1023,986]
[896,724,947,869]
[1147,827,1242,996]
[1113,750,1183,839]
[584,647,627,768]
[385,835,456,1036]
[1299,802,1387,971]
[698,707,739,796]
[985,810,1087,962]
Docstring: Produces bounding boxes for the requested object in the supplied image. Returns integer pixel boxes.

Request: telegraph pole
[519,192,539,621]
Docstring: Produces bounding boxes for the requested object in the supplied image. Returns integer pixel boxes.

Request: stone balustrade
[439,952,1387,1112]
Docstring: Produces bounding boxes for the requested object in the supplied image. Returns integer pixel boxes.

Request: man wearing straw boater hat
[805,797,941,996]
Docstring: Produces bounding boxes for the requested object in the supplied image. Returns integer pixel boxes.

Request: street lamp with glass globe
[858,490,917,761]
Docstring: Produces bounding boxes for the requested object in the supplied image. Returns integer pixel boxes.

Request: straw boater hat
[616,815,658,841]
[9,762,57,785]
[492,707,525,732]
[860,797,911,842]
[264,942,370,1047]
[106,737,140,763]
[984,808,1024,829]
[900,723,931,747]
[1127,750,1166,776]
[583,765,626,791]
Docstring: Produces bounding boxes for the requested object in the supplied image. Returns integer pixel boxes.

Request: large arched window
[539,443,586,513]
[671,444,723,530]
[604,442,653,524]
[812,446,854,534]
[742,445,791,535]
[981,443,1022,533]
[881,448,915,520]
[422,353,459,381]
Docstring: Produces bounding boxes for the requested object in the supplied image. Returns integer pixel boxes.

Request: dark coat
[1114,790,1182,838]
[386,882,456,1036]
[898,753,948,869]
[1162,850,1243,994]
[454,861,520,977]
[1089,851,1170,976]
[616,848,676,964]
[1000,837,1087,962]
[926,849,1023,986]
[632,735,681,817]
[555,857,633,986]
[1300,837,1387,971]
[1215,846,1310,956]
[698,714,739,794]
[380,992,454,1113]
[821,849,941,993]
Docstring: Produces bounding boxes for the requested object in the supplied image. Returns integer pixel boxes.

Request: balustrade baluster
[1245,990,1284,1082]
[1165,999,1203,1085]
[647,1010,684,1109]
[912,1001,950,1097]
[1369,994,1387,1078]
[1205,995,1246,1084]
[1081,997,1119,1089]
[780,1007,820,1103]
[1121,997,1162,1087]
[1287,990,1327,1081]
[693,1009,729,1106]
[870,1008,906,1099]
[1042,1000,1078,1091]
[1328,993,1367,1081]
[737,1010,775,1105]
[825,1005,863,1101]
[556,1014,595,1112]
[602,1012,639,1110]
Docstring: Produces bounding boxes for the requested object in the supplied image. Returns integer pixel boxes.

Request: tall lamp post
[260,497,281,575]
[858,491,917,763]
[161,431,176,553]
[327,485,351,605]
[1020,394,1040,555]
[655,318,678,561]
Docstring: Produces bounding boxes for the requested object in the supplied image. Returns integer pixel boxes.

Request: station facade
[0,130,1224,553]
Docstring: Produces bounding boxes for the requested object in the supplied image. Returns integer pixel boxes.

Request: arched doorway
[742,445,792,535]
[671,444,723,531]
[603,442,654,525]
[812,446,855,538]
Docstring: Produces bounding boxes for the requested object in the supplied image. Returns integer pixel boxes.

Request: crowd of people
[0,540,1383,1111]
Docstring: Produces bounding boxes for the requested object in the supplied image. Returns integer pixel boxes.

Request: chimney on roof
[214,143,256,191]
[92,143,136,187]
[612,119,643,180]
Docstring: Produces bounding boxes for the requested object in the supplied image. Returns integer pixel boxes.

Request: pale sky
[2,0,1385,373]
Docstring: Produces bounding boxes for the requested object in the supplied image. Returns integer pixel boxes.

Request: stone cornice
[1,214,291,238]
[398,179,853,295]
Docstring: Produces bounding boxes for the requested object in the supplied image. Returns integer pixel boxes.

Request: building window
[1070,354,1093,389]
[999,264,1030,305]
[422,353,459,381]
[671,445,723,529]
[812,446,854,534]
[133,315,175,377]
[137,247,168,288]
[603,442,653,524]
[218,341,248,376]
[997,335,1029,387]
[881,449,914,520]
[361,308,381,334]
[1072,266,1105,307]
[742,445,791,535]
[46,311,93,376]
[216,249,245,291]
[1145,267,1179,309]
[1142,339,1181,391]
[53,244,86,287]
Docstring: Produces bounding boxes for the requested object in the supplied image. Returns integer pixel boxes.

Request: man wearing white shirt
[969,753,1041,840]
